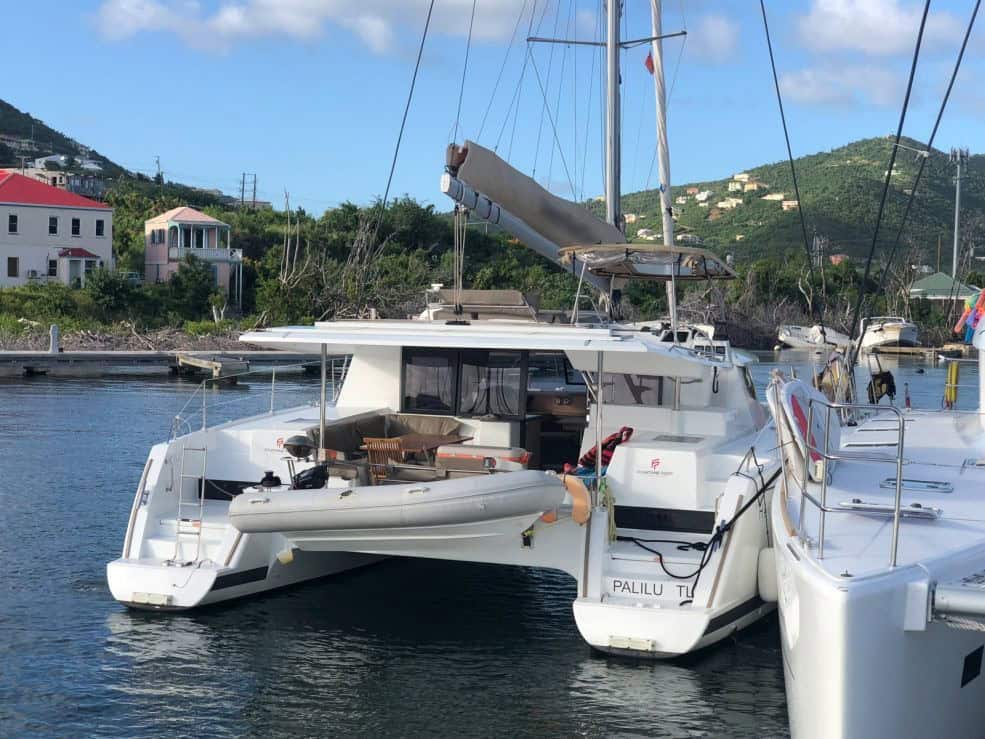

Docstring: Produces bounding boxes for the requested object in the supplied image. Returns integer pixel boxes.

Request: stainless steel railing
[170,356,350,439]
[790,397,907,567]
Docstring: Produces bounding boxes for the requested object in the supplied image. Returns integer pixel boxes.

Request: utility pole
[950,147,969,279]
[240,173,257,209]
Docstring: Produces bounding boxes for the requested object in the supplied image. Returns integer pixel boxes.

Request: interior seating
[311,412,462,461]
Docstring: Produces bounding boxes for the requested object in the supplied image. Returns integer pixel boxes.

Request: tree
[84,268,134,319]
[169,254,215,320]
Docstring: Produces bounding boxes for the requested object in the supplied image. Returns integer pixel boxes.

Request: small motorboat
[777,324,851,350]
[858,316,919,350]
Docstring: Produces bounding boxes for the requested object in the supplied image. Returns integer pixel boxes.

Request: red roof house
[0,170,114,287]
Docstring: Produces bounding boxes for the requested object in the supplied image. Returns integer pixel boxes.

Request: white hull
[859,318,919,349]
[777,324,851,350]
[772,520,985,738]
[766,372,985,738]
[107,426,383,611]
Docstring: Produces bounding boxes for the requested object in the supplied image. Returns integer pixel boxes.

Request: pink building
[144,206,242,307]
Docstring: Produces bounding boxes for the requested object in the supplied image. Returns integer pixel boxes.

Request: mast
[650,0,677,332]
[605,0,621,229]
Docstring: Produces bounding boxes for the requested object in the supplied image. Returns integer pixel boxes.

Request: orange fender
[562,474,592,525]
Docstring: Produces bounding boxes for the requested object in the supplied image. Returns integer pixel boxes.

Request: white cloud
[779,64,904,107]
[687,14,740,64]
[96,0,527,52]
[796,0,963,56]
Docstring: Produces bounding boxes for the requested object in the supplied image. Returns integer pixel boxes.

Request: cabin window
[529,351,584,389]
[601,373,666,406]
[402,348,458,414]
[458,350,524,417]
[401,347,528,418]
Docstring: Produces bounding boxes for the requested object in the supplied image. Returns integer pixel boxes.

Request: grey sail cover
[453,140,626,248]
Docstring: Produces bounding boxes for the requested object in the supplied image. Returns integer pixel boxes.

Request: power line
[847,0,931,354]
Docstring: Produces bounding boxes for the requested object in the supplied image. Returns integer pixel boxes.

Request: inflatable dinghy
[229,469,566,534]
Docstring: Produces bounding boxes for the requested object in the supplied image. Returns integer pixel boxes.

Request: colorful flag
[644,51,654,74]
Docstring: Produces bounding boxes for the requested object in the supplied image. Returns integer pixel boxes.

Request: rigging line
[372,0,435,247]
[529,49,578,198]
[759,0,819,319]
[506,0,543,160]
[533,0,563,177]
[643,33,686,192]
[547,0,574,188]
[877,0,980,295]
[450,0,478,145]
[579,2,602,201]
[846,0,931,356]
[477,0,529,141]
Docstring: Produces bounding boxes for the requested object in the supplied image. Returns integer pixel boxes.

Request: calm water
[0,353,975,737]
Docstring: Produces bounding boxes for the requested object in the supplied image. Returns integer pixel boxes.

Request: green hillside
[0,99,126,176]
[618,136,982,264]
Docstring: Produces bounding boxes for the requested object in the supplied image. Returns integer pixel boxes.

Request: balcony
[168,246,243,263]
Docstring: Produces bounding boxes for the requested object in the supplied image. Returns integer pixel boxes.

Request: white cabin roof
[240,320,725,377]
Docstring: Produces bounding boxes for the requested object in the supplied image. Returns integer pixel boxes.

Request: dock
[174,353,250,383]
[867,343,974,360]
[0,350,319,378]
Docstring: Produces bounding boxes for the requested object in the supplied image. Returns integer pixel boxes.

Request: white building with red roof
[0,170,113,287]
[144,206,242,307]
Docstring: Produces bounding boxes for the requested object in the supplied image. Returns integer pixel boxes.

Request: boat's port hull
[107,548,382,610]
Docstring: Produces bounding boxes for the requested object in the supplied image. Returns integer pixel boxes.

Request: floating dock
[0,350,318,378]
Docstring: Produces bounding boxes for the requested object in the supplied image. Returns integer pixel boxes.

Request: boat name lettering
[611,578,664,597]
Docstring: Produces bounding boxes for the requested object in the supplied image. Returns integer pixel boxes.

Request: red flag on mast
[644,51,654,75]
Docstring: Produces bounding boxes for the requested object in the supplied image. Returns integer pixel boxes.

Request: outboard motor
[259,470,282,488]
[293,463,329,490]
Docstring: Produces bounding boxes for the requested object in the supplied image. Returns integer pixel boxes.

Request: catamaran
[763,319,985,736]
[107,0,781,657]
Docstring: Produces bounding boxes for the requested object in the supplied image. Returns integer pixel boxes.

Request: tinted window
[601,373,665,406]
[403,349,457,413]
[459,350,523,417]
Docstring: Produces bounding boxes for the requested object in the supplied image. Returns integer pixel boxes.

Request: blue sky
[4,0,985,214]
